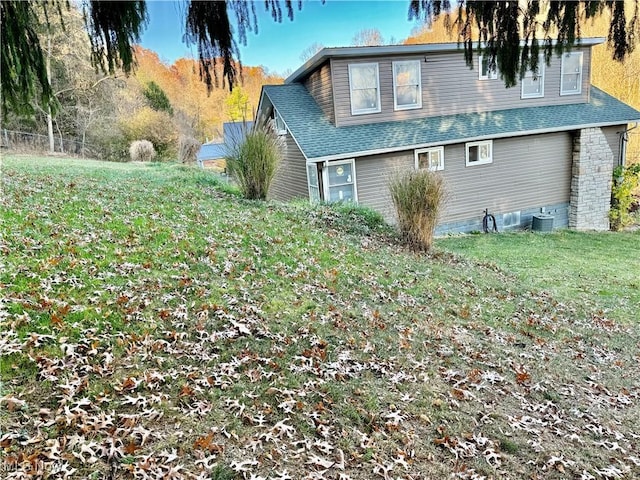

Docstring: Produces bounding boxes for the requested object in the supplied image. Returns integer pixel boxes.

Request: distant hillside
[131,46,284,141]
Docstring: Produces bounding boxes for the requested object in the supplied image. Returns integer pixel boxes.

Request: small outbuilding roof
[262,84,640,162]
[197,142,225,161]
[197,121,255,162]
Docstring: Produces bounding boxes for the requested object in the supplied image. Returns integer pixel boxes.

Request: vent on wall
[503,211,521,228]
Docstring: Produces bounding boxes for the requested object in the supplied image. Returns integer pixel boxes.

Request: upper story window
[521,54,545,99]
[393,60,422,110]
[348,63,381,115]
[466,140,493,166]
[560,52,583,95]
[478,55,498,80]
[415,146,444,171]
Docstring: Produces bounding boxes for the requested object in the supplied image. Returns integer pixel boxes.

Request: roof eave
[305,118,635,163]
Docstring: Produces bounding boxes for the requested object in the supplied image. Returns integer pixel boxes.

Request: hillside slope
[1,156,639,479]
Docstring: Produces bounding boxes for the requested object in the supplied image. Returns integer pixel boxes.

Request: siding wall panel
[268,135,309,202]
[355,152,413,222]
[601,124,625,163]
[303,62,335,123]
[354,132,573,228]
[331,48,591,127]
[439,132,572,223]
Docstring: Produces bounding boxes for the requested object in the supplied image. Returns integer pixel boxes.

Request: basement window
[415,146,444,171]
[465,140,493,167]
[502,211,521,228]
[478,55,498,80]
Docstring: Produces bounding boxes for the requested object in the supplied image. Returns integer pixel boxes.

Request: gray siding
[353,132,573,230]
[438,132,572,223]
[355,151,414,223]
[331,48,591,127]
[268,134,309,202]
[303,62,335,124]
[601,124,625,164]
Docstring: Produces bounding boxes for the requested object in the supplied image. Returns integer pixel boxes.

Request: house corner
[568,127,614,231]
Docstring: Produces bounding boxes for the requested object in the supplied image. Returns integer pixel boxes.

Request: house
[255,38,640,233]
[197,121,254,170]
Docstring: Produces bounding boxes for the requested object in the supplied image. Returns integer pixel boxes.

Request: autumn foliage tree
[130,47,282,142]
[408,1,639,87]
[3,0,639,120]
[120,107,178,160]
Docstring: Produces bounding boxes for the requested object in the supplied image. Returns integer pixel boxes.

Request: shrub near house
[610,163,640,230]
[224,126,282,200]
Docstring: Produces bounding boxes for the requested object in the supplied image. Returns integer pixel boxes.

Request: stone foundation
[568,127,614,230]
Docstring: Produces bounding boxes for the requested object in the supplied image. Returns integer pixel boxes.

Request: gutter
[617,123,638,167]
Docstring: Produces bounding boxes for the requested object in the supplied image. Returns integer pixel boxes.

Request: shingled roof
[262,84,640,162]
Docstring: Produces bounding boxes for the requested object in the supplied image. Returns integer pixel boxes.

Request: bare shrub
[120,107,178,160]
[178,135,201,164]
[129,140,156,162]
[389,169,445,251]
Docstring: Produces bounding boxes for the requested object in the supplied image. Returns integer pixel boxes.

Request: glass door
[307,163,321,202]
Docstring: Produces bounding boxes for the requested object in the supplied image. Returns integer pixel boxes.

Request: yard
[1,155,639,479]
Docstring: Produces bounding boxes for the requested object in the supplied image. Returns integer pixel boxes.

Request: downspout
[617,123,638,167]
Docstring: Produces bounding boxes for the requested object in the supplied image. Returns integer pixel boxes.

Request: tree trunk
[46,35,55,154]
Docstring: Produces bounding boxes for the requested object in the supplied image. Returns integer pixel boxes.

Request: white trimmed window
[560,51,583,95]
[502,211,521,228]
[521,55,545,99]
[478,55,498,80]
[348,63,381,115]
[415,147,444,171]
[324,159,357,202]
[393,60,422,110]
[466,140,493,166]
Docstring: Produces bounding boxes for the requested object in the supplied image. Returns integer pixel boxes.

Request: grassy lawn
[438,230,640,324]
[1,154,639,479]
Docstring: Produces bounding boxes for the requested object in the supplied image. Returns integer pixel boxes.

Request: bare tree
[351,28,384,46]
[299,42,324,62]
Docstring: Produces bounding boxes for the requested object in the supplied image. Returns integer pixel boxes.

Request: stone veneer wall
[569,127,614,230]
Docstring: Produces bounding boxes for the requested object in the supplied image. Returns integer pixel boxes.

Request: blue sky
[139,0,424,75]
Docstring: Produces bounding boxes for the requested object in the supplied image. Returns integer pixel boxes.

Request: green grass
[1,154,639,479]
[438,230,640,323]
